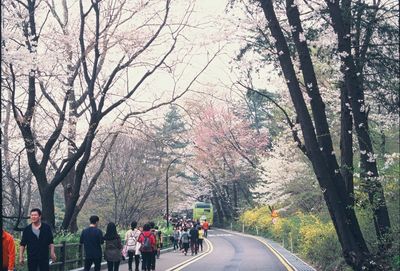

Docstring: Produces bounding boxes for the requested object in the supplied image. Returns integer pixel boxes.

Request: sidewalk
[119,242,209,271]
[74,241,210,271]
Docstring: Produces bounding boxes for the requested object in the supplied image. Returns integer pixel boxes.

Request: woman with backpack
[124,221,141,271]
[103,222,123,271]
[172,227,180,252]
[180,228,190,256]
[138,224,156,271]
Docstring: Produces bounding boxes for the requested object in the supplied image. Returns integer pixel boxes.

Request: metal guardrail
[49,242,83,271]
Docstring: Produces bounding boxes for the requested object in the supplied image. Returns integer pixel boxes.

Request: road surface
[174,229,288,271]
[119,228,292,271]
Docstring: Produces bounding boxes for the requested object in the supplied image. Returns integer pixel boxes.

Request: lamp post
[166,158,178,229]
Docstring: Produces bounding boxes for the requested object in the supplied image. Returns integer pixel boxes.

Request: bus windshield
[195,203,211,209]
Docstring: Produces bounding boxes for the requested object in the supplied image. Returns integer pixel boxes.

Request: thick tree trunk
[38,185,56,228]
[211,190,224,224]
[258,1,380,269]
[62,118,99,230]
[62,85,78,231]
[338,1,354,207]
[326,0,391,243]
[340,82,354,206]
[222,185,233,220]
[62,168,76,230]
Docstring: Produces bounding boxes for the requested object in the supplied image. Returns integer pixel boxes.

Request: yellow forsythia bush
[239,207,349,270]
[241,209,259,227]
[299,218,346,270]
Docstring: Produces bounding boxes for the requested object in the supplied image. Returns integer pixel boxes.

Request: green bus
[193,202,213,226]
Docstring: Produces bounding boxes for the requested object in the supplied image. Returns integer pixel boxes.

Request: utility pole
[166,158,178,229]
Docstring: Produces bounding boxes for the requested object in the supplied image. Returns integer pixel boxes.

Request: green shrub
[299,218,346,270]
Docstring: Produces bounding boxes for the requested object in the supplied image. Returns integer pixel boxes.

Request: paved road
[177,229,288,271]
[119,229,291,271]
[119,239,210,271]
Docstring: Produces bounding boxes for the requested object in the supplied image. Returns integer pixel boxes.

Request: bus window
[195,203,211,209]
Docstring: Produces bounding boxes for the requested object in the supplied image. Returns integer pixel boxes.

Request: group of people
[2,208,210,271]
[170,218,209,256]
[80,216,163,271]
[4,208,167,271]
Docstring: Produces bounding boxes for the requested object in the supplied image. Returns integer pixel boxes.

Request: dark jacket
[189,228,198,242]
[80,227,104,259]
[104,238,123,262]
[20,223,54,260]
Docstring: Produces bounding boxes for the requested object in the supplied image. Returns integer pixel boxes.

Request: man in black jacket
[19,208,56,271]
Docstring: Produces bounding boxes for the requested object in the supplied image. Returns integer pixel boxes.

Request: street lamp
[166,158,178,229]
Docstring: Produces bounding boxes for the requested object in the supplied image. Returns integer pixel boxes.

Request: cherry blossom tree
[186,100,268,222]
[1,0,217,230]
[233,0,397,269]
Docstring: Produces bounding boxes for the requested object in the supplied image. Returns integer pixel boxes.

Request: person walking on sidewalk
[104,222,123,271]
[197,226,204,252]
[189,225,199,256]
[154,226,163,259]
[2,229,15,271]
[172,227,180,252]
[138,224,156,271]
[19,208,56,271]
[80,215,104,271]
[148,222,157,270]
[202,220,209,238]
[125,221,141,271]
[180,228,190,256]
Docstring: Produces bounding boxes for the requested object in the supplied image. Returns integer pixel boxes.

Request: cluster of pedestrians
[80,216,164,271]
[3,208,210,271]
[3,208,164,271]
[170,219,209,256]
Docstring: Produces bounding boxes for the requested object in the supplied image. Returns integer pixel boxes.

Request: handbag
[122,245,128,259]
[135,241,141,255]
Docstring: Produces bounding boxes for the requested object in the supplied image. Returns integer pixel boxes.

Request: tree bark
[340,82,354,206]
[258,1,380,269]
[233,181,238,218]
[38,184,56,227]
[62,83,78,231]
[326,0,391,243]
[61,119,99,230]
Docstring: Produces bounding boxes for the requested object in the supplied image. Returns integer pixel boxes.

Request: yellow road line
[165,238,214,271]
[219,229,296,271]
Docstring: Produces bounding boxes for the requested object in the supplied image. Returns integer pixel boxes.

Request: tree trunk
[340,82,354,206]
[39,185,56,228]
[258,1,381,269]
[62,169,76,230]
[326,0,391,243]
[339,0,354,208]
[61,119,98,230]
[233,181,238,218]
[62,84,78,231]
